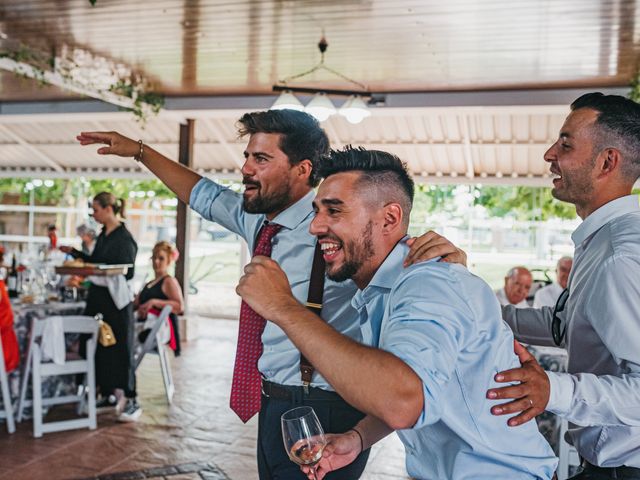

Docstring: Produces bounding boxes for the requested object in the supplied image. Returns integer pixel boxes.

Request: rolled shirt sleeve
[189,177,258,238]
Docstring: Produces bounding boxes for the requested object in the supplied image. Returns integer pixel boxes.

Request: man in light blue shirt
[238,147,557,479]
[77,111,463,479]
[485,94,640,479]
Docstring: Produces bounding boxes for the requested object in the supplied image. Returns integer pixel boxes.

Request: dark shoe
[95,394,117,413]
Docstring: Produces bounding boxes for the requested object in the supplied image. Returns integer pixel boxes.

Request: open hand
[486,341,550,426]
[301,431,362,480]
[76,131,139,158]
[236,256,299,321]
[404,231,467,267]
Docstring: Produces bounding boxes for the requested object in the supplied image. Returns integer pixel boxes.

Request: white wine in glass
[281,406,327,479]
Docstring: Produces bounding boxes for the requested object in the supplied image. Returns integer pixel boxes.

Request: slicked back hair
[237,109,329,187]
[317,146,414,227]
[571,92,640,181]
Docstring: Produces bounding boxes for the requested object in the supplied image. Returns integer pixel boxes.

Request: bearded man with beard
[237,147,557,479]
[76,109,465,479]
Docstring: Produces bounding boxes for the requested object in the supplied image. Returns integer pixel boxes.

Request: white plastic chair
[0,329,16,434]
[135,305,174,404]
[29,315,99,437]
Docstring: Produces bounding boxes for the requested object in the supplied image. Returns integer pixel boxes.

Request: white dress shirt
[502,195,640,468]
[495,287,529,308]
[533,283,563,309]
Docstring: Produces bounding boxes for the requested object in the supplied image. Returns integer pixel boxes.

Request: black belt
[261,379,341,402]
[583,461,640,478]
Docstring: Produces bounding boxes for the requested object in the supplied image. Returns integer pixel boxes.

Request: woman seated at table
[134,241,183,356]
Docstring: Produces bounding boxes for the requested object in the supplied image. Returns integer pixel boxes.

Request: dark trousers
[257,381,370,480]
[570,463,640,479]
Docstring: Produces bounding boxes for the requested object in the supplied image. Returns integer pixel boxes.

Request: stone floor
[0,318,408,480]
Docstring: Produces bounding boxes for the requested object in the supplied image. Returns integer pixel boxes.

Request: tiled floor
[0,318,408,480]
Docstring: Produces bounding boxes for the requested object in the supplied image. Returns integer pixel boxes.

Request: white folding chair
[0,330,16,434]
[135,305,174,404]
[30,315,99,438]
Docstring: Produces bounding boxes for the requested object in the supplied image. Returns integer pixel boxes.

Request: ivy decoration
[1,43,164,123]
[89,0,97,6]
[109,79,165,122]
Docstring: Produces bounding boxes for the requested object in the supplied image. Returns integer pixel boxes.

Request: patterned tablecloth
[4,301,86,407]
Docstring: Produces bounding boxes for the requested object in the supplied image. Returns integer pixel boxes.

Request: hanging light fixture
[339,95,371,124]
[271,90,305,111]
[305,92,337,121]
[271,35,372,123]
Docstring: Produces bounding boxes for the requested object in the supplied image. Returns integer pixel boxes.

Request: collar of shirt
[572,194,640,246]
[266,189,316,232]
[351,237,410,312]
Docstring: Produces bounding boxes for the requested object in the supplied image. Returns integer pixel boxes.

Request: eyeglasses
[552,288,569,346]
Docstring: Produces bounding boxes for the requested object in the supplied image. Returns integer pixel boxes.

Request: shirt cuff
[545,371,574,416]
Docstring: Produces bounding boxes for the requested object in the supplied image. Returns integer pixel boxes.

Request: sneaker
[117,399,142,422]
[95,394,117,413]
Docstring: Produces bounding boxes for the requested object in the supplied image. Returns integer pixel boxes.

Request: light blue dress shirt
[354,240,557,479]
[190,178,360,389]
[503,194,640,468]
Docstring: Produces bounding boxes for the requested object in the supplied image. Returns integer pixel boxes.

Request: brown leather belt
[582,461,640,478]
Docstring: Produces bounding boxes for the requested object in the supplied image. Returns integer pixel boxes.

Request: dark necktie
[230,222,283,422]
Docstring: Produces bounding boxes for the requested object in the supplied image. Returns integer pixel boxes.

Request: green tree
[473,186,577,220]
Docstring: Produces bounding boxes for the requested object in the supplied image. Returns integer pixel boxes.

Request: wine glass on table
[281,406,327,480]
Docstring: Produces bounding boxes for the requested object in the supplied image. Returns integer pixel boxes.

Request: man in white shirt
[485,93,640,479]
[495,266,532,308]
[532,256,572,308]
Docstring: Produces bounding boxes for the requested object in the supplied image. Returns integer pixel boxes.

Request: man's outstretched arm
[77,131,202,204]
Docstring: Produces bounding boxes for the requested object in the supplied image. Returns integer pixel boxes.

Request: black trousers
[83,285,136,398]
[570,463,640,479]
[257,381,370,480]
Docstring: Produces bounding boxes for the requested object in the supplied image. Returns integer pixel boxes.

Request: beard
[242,177,292,214]
[327,221,375,283]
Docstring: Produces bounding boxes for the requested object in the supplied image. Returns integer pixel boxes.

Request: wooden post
[175,119,194,311]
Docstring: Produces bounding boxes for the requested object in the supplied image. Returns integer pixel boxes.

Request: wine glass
[281,406,327,480]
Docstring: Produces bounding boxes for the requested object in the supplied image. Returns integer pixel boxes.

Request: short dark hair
[237,109,329,187]
[317,146,414,225]
[571,92,640,181]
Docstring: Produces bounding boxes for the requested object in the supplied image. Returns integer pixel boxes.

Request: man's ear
[597,148,621,178]
[296,159,313,180]
[382,203,403,234]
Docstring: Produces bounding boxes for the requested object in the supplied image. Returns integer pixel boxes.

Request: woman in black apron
[62,192,139,421]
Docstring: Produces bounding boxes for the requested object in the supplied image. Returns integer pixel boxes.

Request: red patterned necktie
[230,221,283,422]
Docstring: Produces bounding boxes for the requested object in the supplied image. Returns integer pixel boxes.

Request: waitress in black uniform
[61,192,140,422]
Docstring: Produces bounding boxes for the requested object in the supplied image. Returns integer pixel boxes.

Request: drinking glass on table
[281,406,327,480]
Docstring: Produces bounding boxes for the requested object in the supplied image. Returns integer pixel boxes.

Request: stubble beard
[327,221,375,283]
